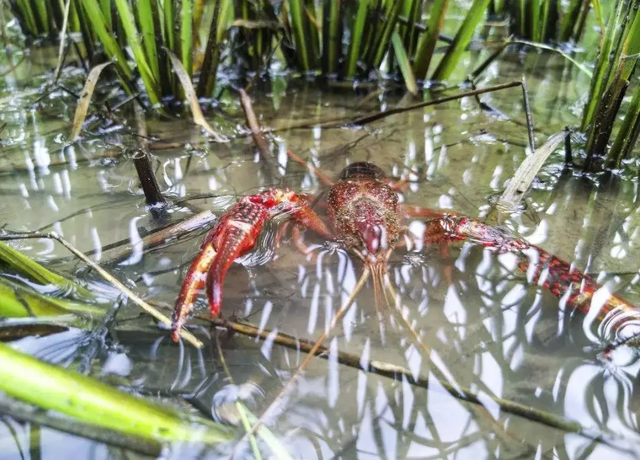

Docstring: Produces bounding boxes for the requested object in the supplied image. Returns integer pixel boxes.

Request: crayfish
[171,152,640,345]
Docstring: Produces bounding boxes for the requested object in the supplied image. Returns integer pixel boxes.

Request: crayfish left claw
[171,200,269,342]
[171,188,331,342]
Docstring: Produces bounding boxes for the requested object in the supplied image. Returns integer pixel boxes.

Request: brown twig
[239,89,278,179]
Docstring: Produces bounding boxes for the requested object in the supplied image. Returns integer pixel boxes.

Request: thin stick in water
[521,76,536,152]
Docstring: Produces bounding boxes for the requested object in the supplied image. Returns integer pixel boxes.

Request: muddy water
[1,44,640,459]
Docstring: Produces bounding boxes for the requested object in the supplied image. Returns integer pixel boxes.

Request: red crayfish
[171,152,640,345]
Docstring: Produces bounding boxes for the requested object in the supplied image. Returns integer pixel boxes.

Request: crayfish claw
[171,200,269,342]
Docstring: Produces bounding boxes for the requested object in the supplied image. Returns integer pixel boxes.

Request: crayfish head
[350,201,401,264]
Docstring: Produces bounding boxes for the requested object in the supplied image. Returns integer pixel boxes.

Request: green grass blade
[0,241,93,300]
[432,0,490,81]
[162,0,176,51]
[559,0,585,41]
[33,0,50,34]
[607,82,640,167]
[196,0,222,97]
[289,0,310,71]
[322,0,342,75]
[0,277,102,318]
[114,0,161,105]
[0,343,233,444]
[345,0,369,79]
[372,0,403,68]
[413,0,449,80]
[391,31,417,94]
[530,0,540,41]
[80,0,132,78]
[305,0,321,68]
[181,0,193,78]
[403,0,423,58]
[592,0,604,30]
[218,0,233,42]
[161,0,178,94]
[14,0,39,35]
[99,0,111,29]
[138,0,161,84]
[580,1,623,129]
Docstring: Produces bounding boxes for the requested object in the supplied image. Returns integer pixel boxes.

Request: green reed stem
[432,0,490,81]
[196,0,222,97]
[372,0,403,68]
[289,0,310,71]
[345,0,369,79]
[114,0,160,105]
[79,0,131,78]
[391,31,417,94]
[0,241,93,300]
[98,0,111,29]
[181,0,193,78]
[607,82,640,167]
[137,0,161,85]
[0,276,102,319]
[322,0,342,75]
[413,0,449,80]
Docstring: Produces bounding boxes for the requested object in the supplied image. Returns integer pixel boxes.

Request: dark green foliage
[581,0,640,170]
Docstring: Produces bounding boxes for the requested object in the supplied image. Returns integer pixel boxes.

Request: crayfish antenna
[370,261,391,343]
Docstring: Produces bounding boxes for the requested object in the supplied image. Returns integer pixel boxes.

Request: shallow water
[1,35,640,460]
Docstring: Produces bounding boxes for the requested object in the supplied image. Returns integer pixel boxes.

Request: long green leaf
[79,0,132,79]
[0,277,102,319]
[345,0,369,79]
[372,0,403,68]
[0,343,233,444]
[289,0,310,71]
[0,241,92,300]
[413,0,449,80]
[138,0,161,84]
[181,0,194,78]
[322,0,342,75]
[99,0,111,29]
[196,0,223,97]
[432,0,490,81]
[114,0,161,105]
[607,82,640,167]
[391,31,417,95]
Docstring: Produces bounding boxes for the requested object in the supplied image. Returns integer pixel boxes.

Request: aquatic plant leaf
[345,0,369,79]
[166,50,228,142]
[114,0,161,105]
[0,241,92,300]
[413,0,449,80]
[391,32,417,95]
[79,0,131,79]
[0,277,101,319]
[507,40,592,77]
[0,343,234,444]
[69,61,113,141]
[181,0,193,78]
[497,132,566,212]
[432,0,490,81]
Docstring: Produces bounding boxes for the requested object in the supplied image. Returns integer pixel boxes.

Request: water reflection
[1,50,640,459]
